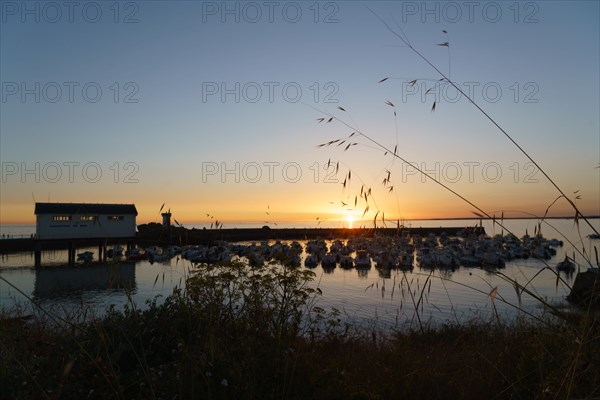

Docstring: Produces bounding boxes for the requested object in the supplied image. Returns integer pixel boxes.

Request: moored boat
[77,251,93,263]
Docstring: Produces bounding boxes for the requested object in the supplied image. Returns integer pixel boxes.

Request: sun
[346,215,354,229]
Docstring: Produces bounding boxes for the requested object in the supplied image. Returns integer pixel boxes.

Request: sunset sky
[1,1,599,225]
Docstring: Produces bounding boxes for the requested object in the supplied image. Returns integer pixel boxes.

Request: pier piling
[34,242,41,268]
[68,242,75,267]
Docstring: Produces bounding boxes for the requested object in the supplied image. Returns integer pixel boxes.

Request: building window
[53,215,71,221]
[80,216,98,221]
[108,215,124,221]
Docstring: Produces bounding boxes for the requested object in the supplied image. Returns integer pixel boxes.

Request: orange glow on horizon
[1,196,598,225]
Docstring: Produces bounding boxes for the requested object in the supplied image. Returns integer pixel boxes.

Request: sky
[1,0,599,225]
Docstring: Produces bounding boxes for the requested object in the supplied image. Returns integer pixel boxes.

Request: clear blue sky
[1,1,598,223]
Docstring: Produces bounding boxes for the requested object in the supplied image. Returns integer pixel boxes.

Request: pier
[0,237,135,267]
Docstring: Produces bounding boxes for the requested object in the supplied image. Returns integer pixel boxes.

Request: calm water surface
[1,219,598,330]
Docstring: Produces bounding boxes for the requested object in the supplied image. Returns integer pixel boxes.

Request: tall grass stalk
[311,8,599,335]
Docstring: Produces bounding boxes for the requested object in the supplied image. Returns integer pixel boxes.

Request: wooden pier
[1,237,135,267]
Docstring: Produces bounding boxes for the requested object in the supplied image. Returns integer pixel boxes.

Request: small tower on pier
[162,211,172,227]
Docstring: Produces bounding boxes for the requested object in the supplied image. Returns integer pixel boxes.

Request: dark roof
[35,203,137,216]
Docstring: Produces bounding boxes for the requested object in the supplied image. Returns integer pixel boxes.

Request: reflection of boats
[321,253,337,268]
[339,255,353,269]
[126,248,147,261]
[480,251,505,268]
[398,252,413,270]
[375,251,398,269]
[147,252,173,264]
[33,262,136,299]
[459,255,480,267]
[354,250,371,269]
[556,256,575,273]
[128,252,147,261]
[588,233,600,240]
[417,248,435,268]
[106,245,123,258]
[77,251,93,263]
[286,255,301,267]
[304,254,319,268]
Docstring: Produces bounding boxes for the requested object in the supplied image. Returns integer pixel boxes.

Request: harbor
[0,218,485,267]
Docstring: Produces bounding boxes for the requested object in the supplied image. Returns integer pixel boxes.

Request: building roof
[35,203,137,216]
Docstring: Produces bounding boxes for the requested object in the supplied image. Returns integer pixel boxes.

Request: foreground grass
[2,262,599,399]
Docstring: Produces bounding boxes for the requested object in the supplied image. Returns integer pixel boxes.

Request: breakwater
[135,223,485,246]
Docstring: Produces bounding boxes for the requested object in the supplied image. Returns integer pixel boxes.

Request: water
[0,224,36,239]
[1,218,598,330]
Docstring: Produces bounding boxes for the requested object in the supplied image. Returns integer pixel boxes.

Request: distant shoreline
[426,216,600,221]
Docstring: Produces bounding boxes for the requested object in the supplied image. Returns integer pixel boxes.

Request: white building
[35,203,137,240]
